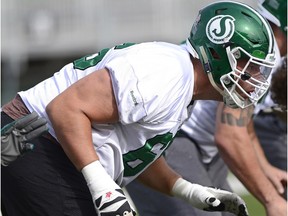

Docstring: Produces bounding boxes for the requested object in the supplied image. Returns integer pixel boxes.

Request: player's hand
[93,188,136,216]
[172,178,248,216]
[1,111,48,166]
[82,160,137,216]
[265,196,287,216]
[201,186,248,215]
[263,164,287,195]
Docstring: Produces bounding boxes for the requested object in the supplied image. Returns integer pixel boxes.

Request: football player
[1,1,276,216]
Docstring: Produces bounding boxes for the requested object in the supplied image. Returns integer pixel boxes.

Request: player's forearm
[216,135,281,206]
[137,156,181,195]
[247,120,271,169]
[248,120,287,196]
[215,104,282,206]
[46,97,99,171]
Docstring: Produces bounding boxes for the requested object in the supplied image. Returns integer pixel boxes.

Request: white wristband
[81,160,119,199]
[171,178,220,209]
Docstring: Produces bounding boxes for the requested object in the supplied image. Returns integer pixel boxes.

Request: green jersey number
[73,43,136,70]
[123,132,174,177]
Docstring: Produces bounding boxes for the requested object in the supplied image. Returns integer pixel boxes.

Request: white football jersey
[19,42,194,186]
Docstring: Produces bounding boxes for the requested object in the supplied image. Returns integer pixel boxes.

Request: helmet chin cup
[222,85,256,109]
[223,90,245,109]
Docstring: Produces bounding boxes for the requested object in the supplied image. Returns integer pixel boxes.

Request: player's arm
[214,102,287,216]
[247,119,287,196]
[46,68,136,216]
[46,68,118,171]
[137,156,248,216]
[136,155,180,194]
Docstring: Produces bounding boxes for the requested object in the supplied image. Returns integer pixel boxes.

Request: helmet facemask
[218,46,275,108]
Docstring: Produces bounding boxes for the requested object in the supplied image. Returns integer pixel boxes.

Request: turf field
[228,173,265,216]
[242,193,265,216]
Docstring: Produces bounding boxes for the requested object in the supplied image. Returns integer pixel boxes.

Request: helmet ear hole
[209,48,221,60]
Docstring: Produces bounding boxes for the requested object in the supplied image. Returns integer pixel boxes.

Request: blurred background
[1,0,258,104]
[1,0,264,215]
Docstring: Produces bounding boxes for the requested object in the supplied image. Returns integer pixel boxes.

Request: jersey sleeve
[106,42,193,126]
[106,57,147,124]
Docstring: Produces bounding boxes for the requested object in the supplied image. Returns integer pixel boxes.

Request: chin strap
[207,73,224,96]
[198,45,223,95]
[222,91,242,109]
[208,73,240,109]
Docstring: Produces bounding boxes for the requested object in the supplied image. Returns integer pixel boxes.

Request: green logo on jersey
[73,43,136,70]
[123,132,174,177]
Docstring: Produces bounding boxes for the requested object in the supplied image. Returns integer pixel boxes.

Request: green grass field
[242,193,265,216]
[227,172,266,216]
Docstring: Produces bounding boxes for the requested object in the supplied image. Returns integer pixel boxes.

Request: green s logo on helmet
[206,15,235,44]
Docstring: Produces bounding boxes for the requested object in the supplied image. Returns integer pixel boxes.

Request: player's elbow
[46,98,56,117]
[46,96,64,121]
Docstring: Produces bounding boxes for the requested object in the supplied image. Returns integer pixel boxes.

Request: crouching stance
[1,1,276,215]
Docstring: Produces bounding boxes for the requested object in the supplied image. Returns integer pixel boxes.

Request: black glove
[1,111,48,166]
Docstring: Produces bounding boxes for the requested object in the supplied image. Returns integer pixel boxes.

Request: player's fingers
[22,117,48,133]
[23,124,48,141]
[269,172,287,195]
[206,187,249,216]
[280,171,288,185]
[203,197,225,211]
[15,112,39,129]
[273,178,285,195]
[21,143,35,152]
[205,197,221,207]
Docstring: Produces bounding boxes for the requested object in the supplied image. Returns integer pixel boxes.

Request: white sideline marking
[227,173,249,196]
